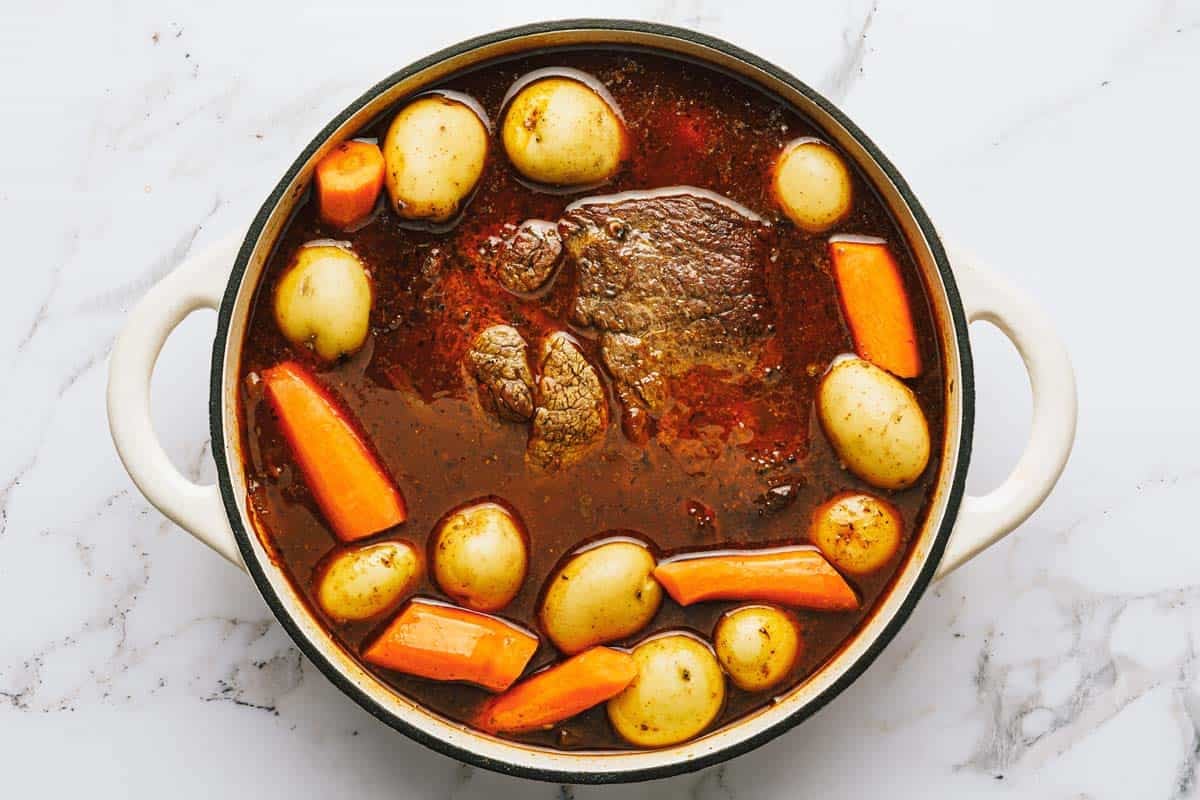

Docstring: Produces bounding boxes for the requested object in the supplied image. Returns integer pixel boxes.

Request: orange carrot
[473,647,637,734]
[363,600,539,692]
[653,548,859,611]
[830,238,922,378]
[315,140,385,230]
[261,361,406,541]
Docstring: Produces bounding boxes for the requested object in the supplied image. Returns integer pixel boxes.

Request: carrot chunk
[473,647,637,734]
[830,238,922,378]
[315,140,385,230]
[261,361,406,541]
[653,548,859,611]
[363,600,539,692]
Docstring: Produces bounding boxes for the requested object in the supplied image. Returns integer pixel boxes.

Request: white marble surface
[2,0,1198,796]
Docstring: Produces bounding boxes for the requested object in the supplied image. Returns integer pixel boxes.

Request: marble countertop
[3,0,1198,796]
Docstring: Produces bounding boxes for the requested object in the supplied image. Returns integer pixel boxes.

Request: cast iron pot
[106,20,1077,784]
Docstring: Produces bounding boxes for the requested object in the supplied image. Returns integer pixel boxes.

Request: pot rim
[209,19,974,784]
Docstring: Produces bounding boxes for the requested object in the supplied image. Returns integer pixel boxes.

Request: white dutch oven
[106,20,1076,784]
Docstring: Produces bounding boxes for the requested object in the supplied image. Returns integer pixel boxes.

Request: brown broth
[237,50,944,751]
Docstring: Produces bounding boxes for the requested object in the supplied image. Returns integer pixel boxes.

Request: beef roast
[494,220,563,295]
[561,189,775,412]
[465,324,535,421]
[527,332,608,471]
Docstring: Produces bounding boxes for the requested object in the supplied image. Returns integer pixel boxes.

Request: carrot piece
[363,600,539,692]
[830,238,922,378]
[473,647,637,734]
[261,361,406,541]
[653,548,859,611]
[315,140,385,229]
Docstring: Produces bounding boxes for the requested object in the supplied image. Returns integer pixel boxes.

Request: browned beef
[493,220,562,295]
[560,190,775,412]
[527,332,608,471]
[465,324,535,421]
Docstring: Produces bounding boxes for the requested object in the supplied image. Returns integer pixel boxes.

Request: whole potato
[383,93,488,222]
[501,73,626,186]
[539,539,662,654]
[772,138,853,232]
[607,633,726,747]
[713,605,802,692]
[316,540,421,622]
[431,500,528,611]
[810,492,903,575]
[818,356,931,489]
[273,243,372,361]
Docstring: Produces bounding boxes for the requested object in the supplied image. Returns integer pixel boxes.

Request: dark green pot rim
[209,18,975,785]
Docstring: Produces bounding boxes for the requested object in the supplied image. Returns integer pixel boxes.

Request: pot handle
[107,234,246,570]
[934,250,1077,579]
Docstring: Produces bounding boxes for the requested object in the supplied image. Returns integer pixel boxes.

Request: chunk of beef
[494,220,562,294]
[527,332,608,471]
[465,324,535,421]
[560,190,775,412]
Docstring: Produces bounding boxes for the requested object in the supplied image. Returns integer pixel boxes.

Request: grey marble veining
[2,0,1198,796]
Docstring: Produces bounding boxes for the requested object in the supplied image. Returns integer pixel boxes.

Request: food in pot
[538,539,662,654]
[772,138,852,232]
[810,491,903,575]
[817,356,932,489]
[238,51,945,751]
[273,243,372,361]
[606,633,726,747]
[363,599,538,692]
[316,540,422,621]
[654,547,859,611]
[501,71,626,186]
[474,646,637,734]
[383,93,489,222]
[713,605,803,692]
[430,499,528,611]
[314,140,385,230]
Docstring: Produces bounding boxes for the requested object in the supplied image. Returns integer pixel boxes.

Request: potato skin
[607,633,726,747]
[810,492,903,575]
[273,244,372,361]
[501,76,626,186]
[818,357,931,489]
[383,94,488,222]
[430,500,528,612]
[713,605,802,692]
[772,138,853,232]
[539,540,662,654]
[316,540,421,622]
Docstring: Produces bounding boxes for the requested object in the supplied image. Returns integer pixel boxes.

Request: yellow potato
[501,75,626,186]
[818,356,931,489]
[431,500,528,611]
[810,492,903,575]
[539,540,662,654]
[383,94,488,222]
[772,138,853,232]
[316,540,421,622]
[607,633,726,747]
[273,243,372,361]
[713,605,802,692]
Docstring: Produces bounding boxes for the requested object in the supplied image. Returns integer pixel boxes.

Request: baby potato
[383,94,488,222]
[810,492,903,575]
[501,75,626,186]
[316,540,421,622]
[273,243,372,361]
[818,357,931,489]
[431,500,528,612]
[772,138,853,232]
[539,540,662,654]
[713,605,802,692]
[607,633,726,747]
